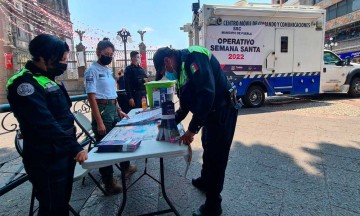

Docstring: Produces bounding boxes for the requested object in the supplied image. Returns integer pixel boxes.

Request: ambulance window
[281,37,288,53]
[324,52,341,64]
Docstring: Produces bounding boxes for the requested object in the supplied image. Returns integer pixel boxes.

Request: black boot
[192,177,207,192]
[192,204,222,216]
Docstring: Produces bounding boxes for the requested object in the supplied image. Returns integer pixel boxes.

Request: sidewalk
[80,96,360,215]
[1,95,360,215]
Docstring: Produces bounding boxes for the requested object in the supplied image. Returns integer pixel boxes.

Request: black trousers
[132,90,147,108]
[24,156,75,216]
[200,105,238,209]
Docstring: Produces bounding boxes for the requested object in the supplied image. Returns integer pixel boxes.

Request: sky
[69,0,270,50]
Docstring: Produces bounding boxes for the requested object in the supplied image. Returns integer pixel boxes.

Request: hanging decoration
[5,53,14,69]
[0,0,72,38]
[0,0,158,51]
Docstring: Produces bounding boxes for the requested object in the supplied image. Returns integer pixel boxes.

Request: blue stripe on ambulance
[229,72,320,97]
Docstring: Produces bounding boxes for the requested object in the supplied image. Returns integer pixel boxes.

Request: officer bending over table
[153,46,239,216]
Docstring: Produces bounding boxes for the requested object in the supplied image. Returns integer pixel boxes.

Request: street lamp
[117,28,131,66]
[324,37,338,51]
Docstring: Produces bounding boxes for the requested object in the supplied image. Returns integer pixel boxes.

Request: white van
[198,3,360,107]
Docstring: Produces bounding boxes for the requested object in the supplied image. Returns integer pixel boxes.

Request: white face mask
[136,57,141,65]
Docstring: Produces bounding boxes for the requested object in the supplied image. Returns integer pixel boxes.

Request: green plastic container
[144,80,176,108]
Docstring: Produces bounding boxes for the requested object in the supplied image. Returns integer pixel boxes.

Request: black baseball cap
[153,47,173,81]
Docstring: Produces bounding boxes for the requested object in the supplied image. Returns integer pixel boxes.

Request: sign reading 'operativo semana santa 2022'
[204,19,312,72]
[205,24,265,69]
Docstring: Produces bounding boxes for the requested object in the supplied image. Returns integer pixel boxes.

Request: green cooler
[144,80,176,108]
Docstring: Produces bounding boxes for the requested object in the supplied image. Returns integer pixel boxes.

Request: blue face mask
[165,71,177,80]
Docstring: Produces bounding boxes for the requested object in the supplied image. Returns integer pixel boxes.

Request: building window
[326,0,360,21]
[337,0,348,17]
[281,37,288,53]
[352,0,360,11]
[327,5,337,21]
[16,20,27,40]
[314,0,322,4]
[326,21,360,42]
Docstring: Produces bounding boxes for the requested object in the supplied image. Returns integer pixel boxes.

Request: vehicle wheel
[242,85,265,108]
[348,77,360,97]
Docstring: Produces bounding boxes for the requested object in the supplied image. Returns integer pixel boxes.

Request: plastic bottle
[142,96,147,110]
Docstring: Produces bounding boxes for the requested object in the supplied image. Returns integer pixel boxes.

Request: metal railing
[0,89,131,196]
[0,94,91,197]
[11,49,158,74]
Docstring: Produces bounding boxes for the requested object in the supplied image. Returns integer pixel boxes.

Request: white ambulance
[198,3,360,107]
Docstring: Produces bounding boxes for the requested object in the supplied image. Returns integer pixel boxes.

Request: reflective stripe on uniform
[188,46,211,59]
[6,68,29,90]
[178,46,211,88]
[6,68,58,90]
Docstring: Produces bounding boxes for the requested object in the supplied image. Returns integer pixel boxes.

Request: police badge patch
[86,76,94,83]
[17,83,35,96]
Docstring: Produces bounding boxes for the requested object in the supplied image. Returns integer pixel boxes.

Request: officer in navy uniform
[7,34,88,216]
[124,51,148,108]
[153,46,239,216]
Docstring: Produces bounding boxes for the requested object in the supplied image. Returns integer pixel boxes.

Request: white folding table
[82,110,188,216]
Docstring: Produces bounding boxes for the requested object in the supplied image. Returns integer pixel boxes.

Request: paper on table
[116,108,162,126]
[103,123,159,141]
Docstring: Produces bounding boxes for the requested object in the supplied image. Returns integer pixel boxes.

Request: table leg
[159,158,180,216]
[116,158,180,216]
[117,171,127,216]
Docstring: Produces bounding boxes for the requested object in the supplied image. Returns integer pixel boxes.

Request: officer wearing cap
[153,46,239,216]
[6,34,88,216]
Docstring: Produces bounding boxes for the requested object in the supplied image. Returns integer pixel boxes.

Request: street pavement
[1,94,360,216]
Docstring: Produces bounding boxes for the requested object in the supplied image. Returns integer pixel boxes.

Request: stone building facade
[0,0,79,104]
[285,0,360,62]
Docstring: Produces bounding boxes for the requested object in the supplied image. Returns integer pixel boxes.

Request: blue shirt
[84,61,117,99]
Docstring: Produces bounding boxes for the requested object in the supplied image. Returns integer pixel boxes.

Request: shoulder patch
[86,75,94,82]
[190,63,199,74]
[17,83,35,96]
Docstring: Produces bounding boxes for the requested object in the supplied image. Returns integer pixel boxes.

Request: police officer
[85,38,135,195]
[153,46,239,216]
[6,34,88,216]
[124,51,148,108]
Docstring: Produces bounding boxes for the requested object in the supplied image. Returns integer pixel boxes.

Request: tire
[348,77,360,98]
[242,85,265,108]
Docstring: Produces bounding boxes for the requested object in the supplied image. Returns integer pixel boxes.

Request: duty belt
[96,99,117,104]
[132,89,146,93]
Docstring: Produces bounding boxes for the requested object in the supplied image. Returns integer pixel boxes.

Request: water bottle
[142,96,147,110]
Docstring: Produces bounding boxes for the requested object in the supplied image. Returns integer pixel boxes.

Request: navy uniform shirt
[174,49,231,134]
[124,63,148,100]
[117,76,125,90]
[7,61,83,162]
